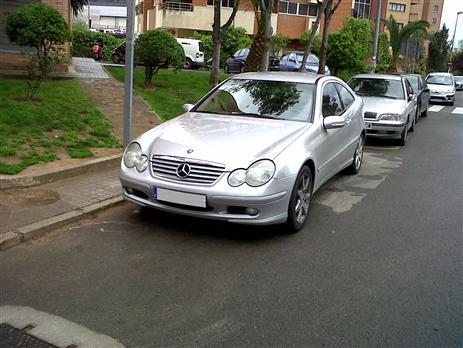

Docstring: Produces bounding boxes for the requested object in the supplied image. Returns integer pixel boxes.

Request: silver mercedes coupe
[120,72,365,232]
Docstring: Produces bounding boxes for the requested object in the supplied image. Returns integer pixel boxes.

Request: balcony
[162,1,193,11]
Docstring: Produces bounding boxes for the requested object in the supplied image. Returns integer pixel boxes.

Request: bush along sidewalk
[72,29,124,62]
[0,77,121,175]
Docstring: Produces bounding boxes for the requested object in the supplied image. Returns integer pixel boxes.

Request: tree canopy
[427,25,450,72]
[135,30,185,84]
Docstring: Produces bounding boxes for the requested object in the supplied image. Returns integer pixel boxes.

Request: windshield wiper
[231,112,278,119]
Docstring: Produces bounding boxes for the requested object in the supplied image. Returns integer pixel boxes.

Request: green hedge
[71,29,124,61]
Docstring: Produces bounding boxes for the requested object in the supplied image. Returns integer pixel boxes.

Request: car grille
[364,112,377,119]
[151,155,225,184]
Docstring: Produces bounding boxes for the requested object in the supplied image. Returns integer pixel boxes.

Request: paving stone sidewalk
[0,59,161,249]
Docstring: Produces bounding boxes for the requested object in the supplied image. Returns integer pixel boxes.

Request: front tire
[409,112,416,132]
[398,118,409,146]
[286,166,313,233]
[224,64,230,74]
[346,135,364,175]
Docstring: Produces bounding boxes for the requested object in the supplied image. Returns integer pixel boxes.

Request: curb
[0,155,121,190]
[0,196,125,251]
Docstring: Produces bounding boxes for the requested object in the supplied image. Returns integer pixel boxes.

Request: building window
[432,18,437,24]
[352,0,371,19]
[389,3,406,12]
[397,22,404,30]
[207,0,235,7]
[433,5,438,12]
[279,1,318,16]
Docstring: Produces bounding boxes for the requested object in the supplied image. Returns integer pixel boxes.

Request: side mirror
[423,88,430,93]
[324,115,346,129]
[289,58,296,63]
[183,103,194,112]
[408,93,415,102]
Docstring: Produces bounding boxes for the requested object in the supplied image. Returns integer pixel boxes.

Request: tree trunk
[299,1,324,72]
[244,0,274,72]
[317,0,332,75]
[209,0,222,89]
[208,0,241,89]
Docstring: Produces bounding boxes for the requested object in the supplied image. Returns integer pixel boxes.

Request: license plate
[153,187,206,208]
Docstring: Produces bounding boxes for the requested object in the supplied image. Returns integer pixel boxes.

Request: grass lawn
[106,67,228,120]
[0,76,120,175]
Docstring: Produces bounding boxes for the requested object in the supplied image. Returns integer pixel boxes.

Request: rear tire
[240,65,245,73]
[286,166,313,233]
[421,108,428,117]
[184,58,193,69]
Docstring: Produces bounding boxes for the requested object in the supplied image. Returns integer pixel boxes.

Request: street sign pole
[123,0,136,147]
[371,0,382,73]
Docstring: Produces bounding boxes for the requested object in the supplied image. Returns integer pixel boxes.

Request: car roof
[232,71,324,84]
[427,72,453,76]
[351,73,403,81]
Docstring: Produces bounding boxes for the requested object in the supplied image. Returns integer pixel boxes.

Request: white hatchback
[426,72,456,106]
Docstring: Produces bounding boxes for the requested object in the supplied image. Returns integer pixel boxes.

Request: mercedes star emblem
[187,149,194,154]
[176,163,191,178]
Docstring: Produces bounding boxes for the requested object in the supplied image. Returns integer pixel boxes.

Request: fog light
[126,187,134,194]
[245,207,258,216]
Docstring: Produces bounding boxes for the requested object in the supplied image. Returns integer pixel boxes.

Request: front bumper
[430,92,455,103]
[364,120,406,139]
[120,168,294,225]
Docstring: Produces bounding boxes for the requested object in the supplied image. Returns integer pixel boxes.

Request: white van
[176,38,205,69]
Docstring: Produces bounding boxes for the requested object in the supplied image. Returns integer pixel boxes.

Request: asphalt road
[1,94,463,348]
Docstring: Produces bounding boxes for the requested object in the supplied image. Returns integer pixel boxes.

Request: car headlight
[228,160,276,187]
[123,142,148,172]
[379,113,399,121]
[228,169,246,187]
[246,160,275,187]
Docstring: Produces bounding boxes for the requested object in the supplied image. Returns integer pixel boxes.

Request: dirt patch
[1,189,60,207]
[79,78,162,141]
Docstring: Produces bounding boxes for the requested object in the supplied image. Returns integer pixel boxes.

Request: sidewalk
[0,58,161,250]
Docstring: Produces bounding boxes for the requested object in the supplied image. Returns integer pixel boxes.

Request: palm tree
[383,15,429,72]
[71,0,88,17]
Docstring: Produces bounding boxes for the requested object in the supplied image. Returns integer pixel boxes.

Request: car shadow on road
[137,207,289,242]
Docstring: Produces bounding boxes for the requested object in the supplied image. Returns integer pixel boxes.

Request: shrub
[272,32,291,55]
[299,29,322,54]
[135,29,185,84]
[6,3,70,100]
[71,29,124,61]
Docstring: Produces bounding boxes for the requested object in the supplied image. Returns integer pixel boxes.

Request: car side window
[289,53,296,62]
[404,79,413,96]
[241,48,250,57]
[322,83,344,117]
[335,83,355,110]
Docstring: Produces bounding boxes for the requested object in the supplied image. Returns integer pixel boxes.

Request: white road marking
[1,306,124,348]
[452,107,463,114]
[429,105,445,112]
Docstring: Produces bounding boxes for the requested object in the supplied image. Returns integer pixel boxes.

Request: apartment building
[134,0,444,44]
[135,0,322,39]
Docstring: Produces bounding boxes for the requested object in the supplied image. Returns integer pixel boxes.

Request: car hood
[145,112,310,169]
[427,83,455,93]
[361,96,406,114]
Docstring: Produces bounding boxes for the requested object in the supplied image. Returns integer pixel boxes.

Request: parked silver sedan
[120,72,365,232]
[348,74,418,146]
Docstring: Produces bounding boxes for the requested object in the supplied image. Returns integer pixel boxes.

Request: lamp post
[449,11,463,72]
[371,0,383,73]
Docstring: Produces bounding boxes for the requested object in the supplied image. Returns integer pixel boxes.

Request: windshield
[296,53,319,64]
[348,78,405,99]
[405,76,419,91]
[454,76,463,82]
[195,79,314,122]
[426,75,453,85]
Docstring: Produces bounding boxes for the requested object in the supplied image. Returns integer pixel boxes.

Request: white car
[426,72,456,106]
[120,72,365,232]
[176,38,205,69]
